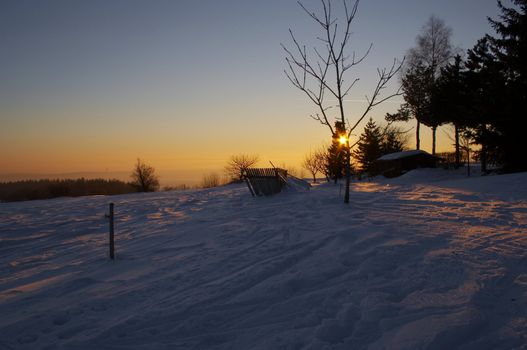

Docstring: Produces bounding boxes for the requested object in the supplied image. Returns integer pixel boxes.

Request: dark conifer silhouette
[353,118,383,176]
[398,1,527,173]
[387,63,432,151]
[381,124,409,155]
[486,0,527,172]
[431,55,468,168]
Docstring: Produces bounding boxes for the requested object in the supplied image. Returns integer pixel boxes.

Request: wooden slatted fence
[243,168,288,196]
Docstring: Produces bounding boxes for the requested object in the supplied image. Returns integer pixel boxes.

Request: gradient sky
[0,0,502,185]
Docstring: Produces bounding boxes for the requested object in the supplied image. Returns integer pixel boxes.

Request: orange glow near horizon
[0,101,456,186]
[0,122,456,186]
[0,1,500,186]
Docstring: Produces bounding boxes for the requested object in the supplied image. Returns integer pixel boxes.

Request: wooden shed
[376,150,441,178]
[243,168,288,196]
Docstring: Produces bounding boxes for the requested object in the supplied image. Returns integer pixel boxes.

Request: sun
[339,135,347,145]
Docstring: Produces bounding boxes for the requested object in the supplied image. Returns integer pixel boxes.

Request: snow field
[0,169,526,349]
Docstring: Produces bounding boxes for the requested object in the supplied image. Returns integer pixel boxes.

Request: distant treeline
[0,178,138,202]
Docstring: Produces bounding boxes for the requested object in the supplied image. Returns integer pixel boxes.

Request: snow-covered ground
[1,169,526,349]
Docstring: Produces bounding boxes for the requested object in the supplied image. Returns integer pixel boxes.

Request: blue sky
[0,0,502,184]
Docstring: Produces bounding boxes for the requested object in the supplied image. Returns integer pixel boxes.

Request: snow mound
[284,175,311,192]
[377,149,432,161]
[385,167,471,184]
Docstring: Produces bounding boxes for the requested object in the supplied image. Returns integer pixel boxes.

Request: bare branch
[342,77,360,98]
[282,29,340,99]
[298,1,327,29]
[347,58,405,136]
[350,43,373,67]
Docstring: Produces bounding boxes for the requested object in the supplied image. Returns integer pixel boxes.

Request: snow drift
[1,169,526,349]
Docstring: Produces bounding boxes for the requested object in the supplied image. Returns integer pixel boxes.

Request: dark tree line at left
[1,159,161,202]
[0,178,138,202]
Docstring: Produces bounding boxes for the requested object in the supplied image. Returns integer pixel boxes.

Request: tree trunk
[431,125,437,155]
[344,142,351,204]
[481,124,487,174]
[455,124,460,169]
[481,143,487,174]
[416,120,421,150]
[467,149,471,177]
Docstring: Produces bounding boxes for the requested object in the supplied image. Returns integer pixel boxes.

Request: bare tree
[313,146,330,181]
[405,15,454,154]
[283,0,403,203]
[131,158,160,192]
[302,151,319,183]
[225,154,260,182]
[201,172,221,188]
[407,16,453,78]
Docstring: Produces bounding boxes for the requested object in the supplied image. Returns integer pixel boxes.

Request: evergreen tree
[381,125,408,155]
[487,0,527,172]
[387,63,432,151]
[353,118,383,176]
[450,0,527,173]
[431,55,469,168]
[464,37,503,173]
